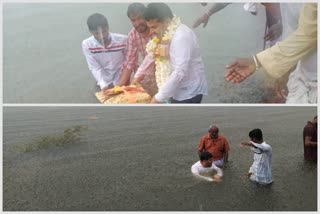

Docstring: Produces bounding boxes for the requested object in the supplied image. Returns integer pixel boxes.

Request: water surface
[3,107,317,211]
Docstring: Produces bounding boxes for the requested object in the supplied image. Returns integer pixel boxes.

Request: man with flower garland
[134,3,208,104]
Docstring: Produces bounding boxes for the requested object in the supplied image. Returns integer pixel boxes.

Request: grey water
[3,3,269,103]
[3,107,317,211]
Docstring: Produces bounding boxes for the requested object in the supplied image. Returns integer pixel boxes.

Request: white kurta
[154,24,208,102]
[249,141,273,184]
[280,3,317,104]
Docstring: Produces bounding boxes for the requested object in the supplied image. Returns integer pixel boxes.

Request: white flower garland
[146,16,181,89]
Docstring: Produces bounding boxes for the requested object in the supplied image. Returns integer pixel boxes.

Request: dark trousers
[171,94,203,104]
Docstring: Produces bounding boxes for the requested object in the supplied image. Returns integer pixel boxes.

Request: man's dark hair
[314,115,317,119]
[87,13,109,32]
[249,128,263,141]
[144,3,174,22]
[127,3,146,18]
[200,151,213,162]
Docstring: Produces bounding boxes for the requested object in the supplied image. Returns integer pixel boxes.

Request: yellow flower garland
[146,16,181,89]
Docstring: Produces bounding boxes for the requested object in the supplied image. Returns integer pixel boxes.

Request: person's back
[280,3,302,39]
[169,23,208,100]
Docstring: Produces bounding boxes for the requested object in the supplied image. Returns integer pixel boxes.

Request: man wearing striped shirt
[241,128,273,185]
[82,13,127,91]
[118,3,151,86]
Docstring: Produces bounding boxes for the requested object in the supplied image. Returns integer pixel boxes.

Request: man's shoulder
[128,28,138,37]
[172,24,195,42]
[127,28,147,41]
[261,142,272,152]
[201,134,210,140]
[177,24,192,33]
[263,142,272,147]
[82,36,95,47]
[304,121,314,128]
[218,134,228,141]
[191,161,201,169]
[110,32,128,43]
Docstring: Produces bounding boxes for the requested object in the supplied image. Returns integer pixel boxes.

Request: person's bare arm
[118,68,132,86]
[305,136,317,147]
[193,3,230,28]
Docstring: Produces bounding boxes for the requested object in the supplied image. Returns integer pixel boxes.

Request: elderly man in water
[198,124,230,167]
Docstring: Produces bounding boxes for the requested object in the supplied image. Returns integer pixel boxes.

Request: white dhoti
[286,50,317,104]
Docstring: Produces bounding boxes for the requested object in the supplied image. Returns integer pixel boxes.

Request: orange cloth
[95,85,151,104]
[198,134,230,161]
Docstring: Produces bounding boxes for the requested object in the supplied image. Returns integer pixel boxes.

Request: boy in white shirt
[241,128,273,185]
[191,151,223,182]
[82,13,127,91]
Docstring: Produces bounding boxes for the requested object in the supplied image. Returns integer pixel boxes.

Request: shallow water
[3,3,270,103]
[3,107,317,211]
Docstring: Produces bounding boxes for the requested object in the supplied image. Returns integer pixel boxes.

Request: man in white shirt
[191,151,223,182]
[241,128,273,185]
[143,3,208,103]
[82,13,128,91]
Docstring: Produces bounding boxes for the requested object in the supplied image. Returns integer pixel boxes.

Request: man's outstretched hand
[225,58,257,83]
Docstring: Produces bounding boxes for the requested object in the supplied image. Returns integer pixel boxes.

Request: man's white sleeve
[249,163,255,174]
[251,141,271,152]
[191,164,213,182]
[211,163,223,177]
[82,41,108,89]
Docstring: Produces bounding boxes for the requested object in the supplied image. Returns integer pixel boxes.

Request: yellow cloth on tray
[95,85,152,104]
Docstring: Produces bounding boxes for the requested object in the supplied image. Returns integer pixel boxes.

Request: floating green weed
[16,125,88,152]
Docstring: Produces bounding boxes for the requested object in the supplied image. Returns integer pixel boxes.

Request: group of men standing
[82,2,317,104]
[192,116,317,185]
[192,125,273,185]
[82,3,207,104]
